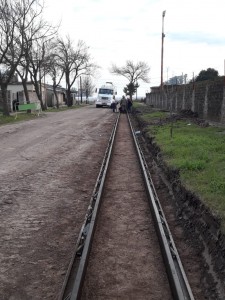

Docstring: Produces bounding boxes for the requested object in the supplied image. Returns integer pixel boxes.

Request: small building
[8,82,43,109]
[6,82,66,112]
[45,84,66,107]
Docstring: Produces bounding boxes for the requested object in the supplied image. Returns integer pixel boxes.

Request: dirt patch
[132,107,225,299]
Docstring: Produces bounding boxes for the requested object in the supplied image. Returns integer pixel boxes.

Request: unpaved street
[0,106,116,300]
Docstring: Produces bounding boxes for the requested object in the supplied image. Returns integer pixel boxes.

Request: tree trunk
[66,87,72,107]
[53,86,59,109]
[22,79,30,104]
[33,81,44,110]
[17,71,30,104]
[130,93,133,102]
[1,84,10,116]
[65,72,72,107]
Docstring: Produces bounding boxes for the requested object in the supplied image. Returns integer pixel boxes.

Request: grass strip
[138,106,225,231]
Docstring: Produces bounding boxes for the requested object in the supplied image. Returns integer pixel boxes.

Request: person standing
[111,100,116,112]
[120,96,127,113]
[127,97,133,113]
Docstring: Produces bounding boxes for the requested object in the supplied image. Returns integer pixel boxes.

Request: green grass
[143,115,225,231]
[133,101,145,109]
[142,111,169,122]
[0,113,38,126]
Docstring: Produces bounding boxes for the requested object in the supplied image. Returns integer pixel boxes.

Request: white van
[95,82,117,108]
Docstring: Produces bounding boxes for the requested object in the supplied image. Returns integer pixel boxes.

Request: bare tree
[27,36,56,110]
[45,41,65,108]
[16,3,55,106]
[110,60,150,100]
[0,0,45,115]
[82,76,95,103]
[57,36,97,106]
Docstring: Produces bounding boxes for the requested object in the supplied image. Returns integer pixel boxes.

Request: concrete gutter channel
[128,114,195,300]
[59,113,120,300]
[59,112,195,300]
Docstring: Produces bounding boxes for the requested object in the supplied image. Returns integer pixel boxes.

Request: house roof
[8,82,66,93]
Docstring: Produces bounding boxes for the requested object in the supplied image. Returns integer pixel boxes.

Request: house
[7,82,66,111]
[45,84,66,107]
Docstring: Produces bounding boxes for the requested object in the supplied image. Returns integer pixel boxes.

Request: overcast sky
[44,0,225,96]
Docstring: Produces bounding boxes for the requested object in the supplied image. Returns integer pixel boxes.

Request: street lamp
[161,10,166,89]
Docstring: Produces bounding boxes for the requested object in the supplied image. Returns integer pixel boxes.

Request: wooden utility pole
[161,10,166,89]
[224,59,225,86]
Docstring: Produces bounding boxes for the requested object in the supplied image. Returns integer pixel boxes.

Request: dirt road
[0,106,116,300]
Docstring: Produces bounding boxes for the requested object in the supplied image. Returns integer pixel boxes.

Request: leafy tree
[195,68,219,82]
[110,60,150,100]
[123,82,139,99]
[166,74,187,85]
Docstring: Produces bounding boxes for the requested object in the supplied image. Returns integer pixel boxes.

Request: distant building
[45,84,66,107]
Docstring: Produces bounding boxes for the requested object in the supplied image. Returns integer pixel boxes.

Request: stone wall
[146,77,225,124]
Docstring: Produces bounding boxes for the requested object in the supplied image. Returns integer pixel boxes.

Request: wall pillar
[175,90,178,111]
[220,86,225,123]
[203,85,208,119]
[191,89,195,112]
[182,85,185,110]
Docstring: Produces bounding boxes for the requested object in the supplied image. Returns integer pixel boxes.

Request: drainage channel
[128,113,195,300]
[59,112,195,300]
[58,113,120,300]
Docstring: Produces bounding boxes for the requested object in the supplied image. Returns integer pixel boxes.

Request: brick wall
[146,77,225,124]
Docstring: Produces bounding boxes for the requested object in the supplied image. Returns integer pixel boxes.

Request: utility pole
[161,10,166,90]
[39,58,42,106]
[224,59,225,86]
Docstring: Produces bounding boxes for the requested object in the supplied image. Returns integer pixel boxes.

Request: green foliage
[142,111,168,121]
[195,68,219,82]
[123,81,139,98]
[0,113,37,125]
[132,101,144,109]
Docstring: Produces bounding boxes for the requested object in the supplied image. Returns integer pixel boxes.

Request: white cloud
[44,0,225,96]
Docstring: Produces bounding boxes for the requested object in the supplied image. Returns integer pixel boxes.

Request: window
[99,89,113,95]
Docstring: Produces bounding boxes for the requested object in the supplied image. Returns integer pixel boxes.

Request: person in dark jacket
[127,97,133,112]
[119,96,127,113]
